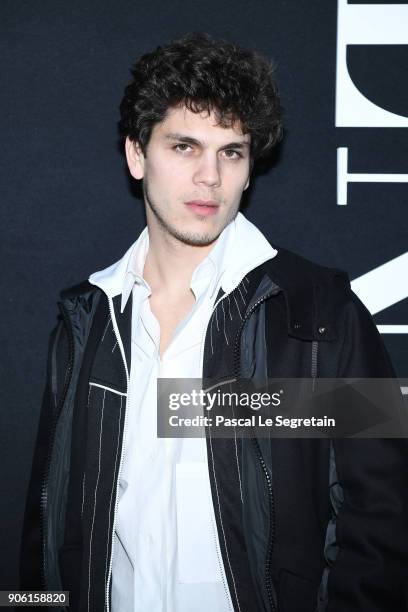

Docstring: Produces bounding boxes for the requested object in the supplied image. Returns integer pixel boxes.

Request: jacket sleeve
[19,317,69,590]
[326,289,408,611]
[57,349,88,612]
[58,290,107,612]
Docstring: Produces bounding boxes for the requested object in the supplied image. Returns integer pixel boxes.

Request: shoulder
[60,279,101,301]
[56,280,108,345]
[261,247,353,341]
[261,248,394,372]
[265,246,349,289]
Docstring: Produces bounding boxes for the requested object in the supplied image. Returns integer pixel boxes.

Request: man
[21,33,407,612]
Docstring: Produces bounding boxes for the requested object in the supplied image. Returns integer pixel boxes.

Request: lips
[185,200,219,217]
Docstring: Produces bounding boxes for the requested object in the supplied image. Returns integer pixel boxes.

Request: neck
[143,222,217,297]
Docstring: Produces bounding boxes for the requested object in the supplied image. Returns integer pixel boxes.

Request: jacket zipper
[40,302,75,590]
[311,340,318,391]
[250,437,277,612]
[232,288,278,612]
[104,297,130,612]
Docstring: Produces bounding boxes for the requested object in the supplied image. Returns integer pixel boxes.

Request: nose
[193,151,221,188]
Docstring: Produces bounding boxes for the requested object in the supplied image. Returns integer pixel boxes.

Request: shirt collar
[120,227,150,312]
[211,212,278,295]
[189,222,231,302]
[89,212,277,308]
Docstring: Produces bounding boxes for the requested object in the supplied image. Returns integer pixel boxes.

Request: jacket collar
[263,247,346,341]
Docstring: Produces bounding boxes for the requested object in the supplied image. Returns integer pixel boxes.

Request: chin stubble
[143,180,238,247]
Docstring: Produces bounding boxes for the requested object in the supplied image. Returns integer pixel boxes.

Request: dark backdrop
[1,0,407,589]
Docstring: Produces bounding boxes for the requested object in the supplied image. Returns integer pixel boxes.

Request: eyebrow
[165,133,250,149]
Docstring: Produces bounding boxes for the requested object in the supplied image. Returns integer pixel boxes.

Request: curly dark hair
[118,33,283,162]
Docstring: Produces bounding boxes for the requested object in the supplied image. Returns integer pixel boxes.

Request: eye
[222,149,242,160]
[173,143,193,153]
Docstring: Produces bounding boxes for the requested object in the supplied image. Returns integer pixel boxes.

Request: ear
[125,137,145,180]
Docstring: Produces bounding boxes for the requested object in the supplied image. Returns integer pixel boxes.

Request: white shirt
[89,213,277,612]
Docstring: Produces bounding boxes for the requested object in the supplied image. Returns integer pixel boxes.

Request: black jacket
[20,247,408,612]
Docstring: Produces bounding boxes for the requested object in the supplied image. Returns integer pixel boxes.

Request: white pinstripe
[81,385,93,518]
[210,314,214,355]
[227,295,233,321]
[234,436,243,505]
[104,394,123,603]
[237,285,246,305]
[101,317,112,343]
[89,382,127,397]
[221,300,229,345]
[233,293,243,320]
[87,388,106,612]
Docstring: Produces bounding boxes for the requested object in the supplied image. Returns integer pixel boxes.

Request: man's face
[125,105,251,246]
